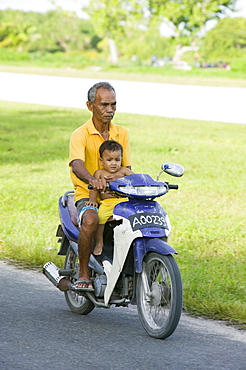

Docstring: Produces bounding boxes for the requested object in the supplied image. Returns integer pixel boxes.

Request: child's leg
[93,223,105,255]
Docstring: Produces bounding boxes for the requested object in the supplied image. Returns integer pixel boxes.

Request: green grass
[1,63,246,88]
[1,47,246,87]
[0,101,245,327]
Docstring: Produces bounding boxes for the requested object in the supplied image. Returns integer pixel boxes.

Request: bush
[231,56,246,73]
[0,48,103,69]
[0,48,30,61]
[200,17,246,62]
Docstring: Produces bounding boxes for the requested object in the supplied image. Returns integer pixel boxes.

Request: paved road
[0,261,245,370]
[0,72,245,124]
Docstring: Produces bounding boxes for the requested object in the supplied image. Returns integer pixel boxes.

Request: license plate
[129,212,168,231]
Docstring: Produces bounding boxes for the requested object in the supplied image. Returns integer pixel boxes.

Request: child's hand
[85,200,98,208]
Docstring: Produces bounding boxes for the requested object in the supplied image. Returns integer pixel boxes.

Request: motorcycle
[43,162,184,339]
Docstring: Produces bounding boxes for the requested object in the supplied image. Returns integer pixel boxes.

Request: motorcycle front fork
[141,263,152,302]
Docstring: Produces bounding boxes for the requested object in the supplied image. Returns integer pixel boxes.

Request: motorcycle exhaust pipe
[43,261,70,292]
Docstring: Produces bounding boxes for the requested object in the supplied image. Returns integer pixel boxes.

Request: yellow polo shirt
[69,118,131,202]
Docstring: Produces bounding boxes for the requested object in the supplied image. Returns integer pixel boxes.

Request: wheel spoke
[142,259,171,326]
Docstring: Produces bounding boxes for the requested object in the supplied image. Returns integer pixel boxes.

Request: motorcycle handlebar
[88,184,110,190]
[168,184,179,190]
[88,184,179,190]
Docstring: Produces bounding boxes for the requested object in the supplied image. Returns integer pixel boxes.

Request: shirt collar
[108,122,118,140]
[87,118,99,134]
[87,118,118,139]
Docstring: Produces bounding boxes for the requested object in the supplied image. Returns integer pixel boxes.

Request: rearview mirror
[161,162,184,177]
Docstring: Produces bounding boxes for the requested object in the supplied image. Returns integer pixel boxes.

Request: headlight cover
[118,185,168,198]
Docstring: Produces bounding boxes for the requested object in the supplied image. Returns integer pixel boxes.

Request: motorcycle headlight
[118,185,167,198]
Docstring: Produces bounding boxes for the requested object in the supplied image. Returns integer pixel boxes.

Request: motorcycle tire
[136,252,182,339]
[64,246,95,315]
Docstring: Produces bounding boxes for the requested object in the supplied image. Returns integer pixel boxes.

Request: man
[69,82,131,291]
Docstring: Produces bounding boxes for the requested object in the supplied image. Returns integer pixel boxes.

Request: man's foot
[73,279,94,292]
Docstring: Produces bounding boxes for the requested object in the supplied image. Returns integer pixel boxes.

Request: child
[85,140,133,256]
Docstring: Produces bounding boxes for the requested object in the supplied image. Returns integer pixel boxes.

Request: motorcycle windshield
[109,174,168,199]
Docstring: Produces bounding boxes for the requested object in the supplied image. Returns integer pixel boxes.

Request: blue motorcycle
[43,162,184,339]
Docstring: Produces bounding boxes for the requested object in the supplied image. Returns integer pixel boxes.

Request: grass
[0,101,245,327]
[1,47,246,86]
[1,63,246,88]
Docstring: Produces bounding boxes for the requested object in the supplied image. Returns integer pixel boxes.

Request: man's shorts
[76,198,98,227]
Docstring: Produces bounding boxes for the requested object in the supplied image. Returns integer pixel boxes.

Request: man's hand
[90,178,108,193]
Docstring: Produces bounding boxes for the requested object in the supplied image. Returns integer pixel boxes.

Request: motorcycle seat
[62,191,115,227]
[66,194,78,226]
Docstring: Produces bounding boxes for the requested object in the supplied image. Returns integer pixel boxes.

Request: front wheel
[136,253,182,339]
[64,246,95,315]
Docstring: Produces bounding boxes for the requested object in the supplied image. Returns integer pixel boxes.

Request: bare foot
[74,278,94,291]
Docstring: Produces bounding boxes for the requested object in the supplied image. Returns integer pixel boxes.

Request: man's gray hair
[87,82,116,102]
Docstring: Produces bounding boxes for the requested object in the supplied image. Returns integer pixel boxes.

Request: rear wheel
[136,253,182,339]
[64,246,95,315]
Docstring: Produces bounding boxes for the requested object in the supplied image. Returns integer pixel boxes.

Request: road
[0,261,245,370]
[0,72,245,124]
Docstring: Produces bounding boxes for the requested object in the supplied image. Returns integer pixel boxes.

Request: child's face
[100,149,122,173]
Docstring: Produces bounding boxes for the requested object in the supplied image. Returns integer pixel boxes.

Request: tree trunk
[173,44,199,65]
[58,39,69,53]
[107,38,118,65]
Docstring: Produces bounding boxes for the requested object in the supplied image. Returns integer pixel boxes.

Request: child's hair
[99,140,123,157]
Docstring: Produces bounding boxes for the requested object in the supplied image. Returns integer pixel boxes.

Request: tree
[118,24,175,61]
[146,0,239,64]
[86,0,146,64]
[86,0,238,64]
[32,10,96,53]
[200,17,246,61]
[0,9,100,53]
[0,10,41,50]
[148,0,237,36]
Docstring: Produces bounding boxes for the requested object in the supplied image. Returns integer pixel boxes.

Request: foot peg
[58,268,75,276]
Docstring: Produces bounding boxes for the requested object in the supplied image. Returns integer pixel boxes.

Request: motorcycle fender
[56,225,69,255]
[133,238,178,273]
[104,216,142,305]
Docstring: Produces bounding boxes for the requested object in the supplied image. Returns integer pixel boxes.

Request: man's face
[100,149,122,173]
[87,87,116,125]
